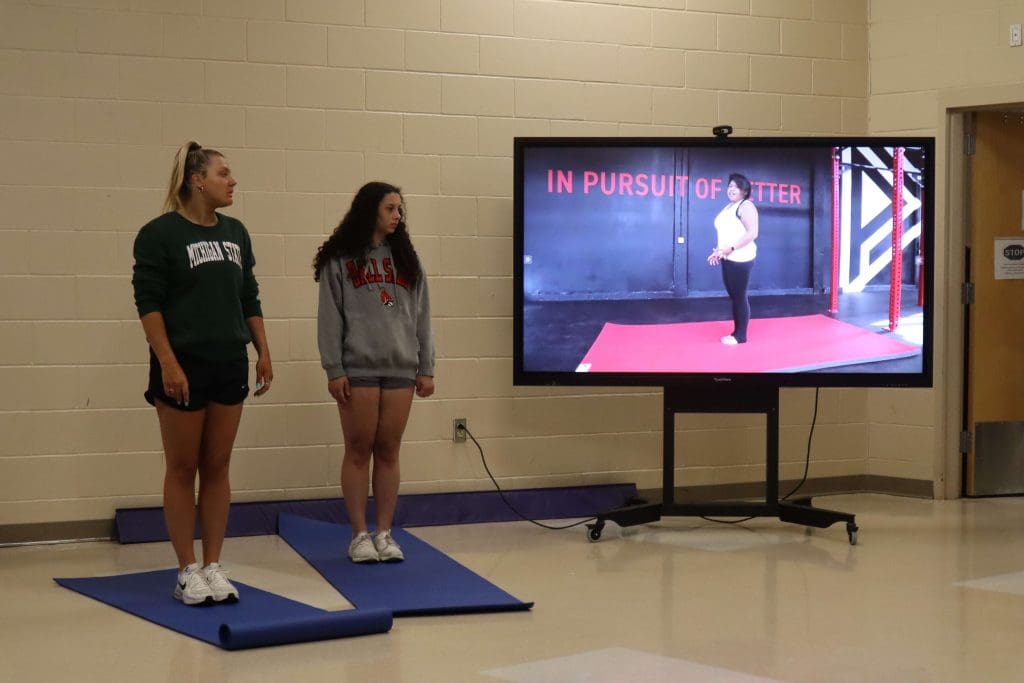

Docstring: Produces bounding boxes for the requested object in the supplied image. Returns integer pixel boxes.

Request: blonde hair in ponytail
[162,141,223,213]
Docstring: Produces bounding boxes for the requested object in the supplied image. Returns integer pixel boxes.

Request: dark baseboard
[0,519,116,546]
[2,483,638,546]
[637,474,933,505]
[0,476,931,546]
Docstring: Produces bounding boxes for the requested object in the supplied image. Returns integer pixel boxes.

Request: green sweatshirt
[132,211,262,361]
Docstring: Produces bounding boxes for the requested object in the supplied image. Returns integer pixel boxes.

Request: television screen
[513,136,935,389]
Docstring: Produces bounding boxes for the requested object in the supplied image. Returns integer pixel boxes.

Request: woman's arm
[239,226,271,396]
[728,201,759,253]
[414,273,435,398]
[317,259,347,381]
[246,316,273,396]
[317,259,351,404]
[140,311,189,404]
[133,224,191,403]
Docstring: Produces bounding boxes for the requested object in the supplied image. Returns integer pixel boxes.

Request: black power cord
[460,386,820,531]
[699,386,820,524]
[781,386,819,501]
[459,424,595,530]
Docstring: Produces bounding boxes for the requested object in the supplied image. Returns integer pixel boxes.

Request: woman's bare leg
[156,402,206,570]
[196,401,243,564]
[339,387,381,535]
[371,387,415,531]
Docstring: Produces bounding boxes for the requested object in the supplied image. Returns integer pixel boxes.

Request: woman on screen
[707,173,759,344]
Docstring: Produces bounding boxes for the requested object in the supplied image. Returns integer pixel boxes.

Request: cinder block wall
[866,0,1024,489]
[0,0,877,527]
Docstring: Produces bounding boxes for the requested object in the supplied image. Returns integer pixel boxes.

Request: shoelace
[351,533,377,554]
[184,568,209,592]
[204,564,232,590]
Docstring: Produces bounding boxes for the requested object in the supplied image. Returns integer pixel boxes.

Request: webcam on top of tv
[712,125,733,140]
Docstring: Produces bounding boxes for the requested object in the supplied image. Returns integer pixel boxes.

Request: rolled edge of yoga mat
[218,608,393,650]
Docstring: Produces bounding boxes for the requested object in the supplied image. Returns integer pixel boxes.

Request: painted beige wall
[0,0,877,526]
[867,0,1024,493]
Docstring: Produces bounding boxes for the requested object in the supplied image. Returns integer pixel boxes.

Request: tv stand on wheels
[586,385,859,545]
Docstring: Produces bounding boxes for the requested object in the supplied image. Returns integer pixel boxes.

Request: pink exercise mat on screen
[577,314,919,374]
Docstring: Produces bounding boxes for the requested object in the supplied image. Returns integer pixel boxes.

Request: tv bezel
[512,135,936,390]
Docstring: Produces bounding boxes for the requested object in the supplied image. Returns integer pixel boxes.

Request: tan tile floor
[2,493,1023,682]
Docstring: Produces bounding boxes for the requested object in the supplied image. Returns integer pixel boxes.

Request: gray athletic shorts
[347,376,416,389]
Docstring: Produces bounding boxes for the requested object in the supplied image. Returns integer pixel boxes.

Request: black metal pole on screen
[586,385,859,545]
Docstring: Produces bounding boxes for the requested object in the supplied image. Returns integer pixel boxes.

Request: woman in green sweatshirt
[314,182,435,564]
[132,142,273,605]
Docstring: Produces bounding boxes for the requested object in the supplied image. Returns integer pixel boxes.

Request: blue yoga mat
[55,569,392,650]
[278,514,533,617]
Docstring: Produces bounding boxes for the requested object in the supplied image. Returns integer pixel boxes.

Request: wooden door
[966,111,1024,495]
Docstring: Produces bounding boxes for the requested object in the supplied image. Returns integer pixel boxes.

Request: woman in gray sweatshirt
[313,182,435,563]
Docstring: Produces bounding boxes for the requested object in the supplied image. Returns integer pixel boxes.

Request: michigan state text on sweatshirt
[317,245,434,381]
[132,212,262,361]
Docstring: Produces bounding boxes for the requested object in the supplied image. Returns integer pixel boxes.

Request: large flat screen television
[513,135,935,389]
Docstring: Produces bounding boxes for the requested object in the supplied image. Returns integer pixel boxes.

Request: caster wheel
[586,523,604,542]
[847,522,859,546]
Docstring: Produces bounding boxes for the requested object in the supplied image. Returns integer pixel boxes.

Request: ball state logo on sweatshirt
[379,290,395,308]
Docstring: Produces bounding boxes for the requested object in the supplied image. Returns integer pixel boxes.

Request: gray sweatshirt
[317,244,434,381]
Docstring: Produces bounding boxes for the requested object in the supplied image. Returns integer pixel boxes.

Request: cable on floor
[699,386,820,524]
[462,425,595,530]
[465,386,819,530]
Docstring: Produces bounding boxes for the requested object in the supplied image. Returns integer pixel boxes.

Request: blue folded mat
[55,569,392,650]
[113,484,638,543]
[277,514,533,616]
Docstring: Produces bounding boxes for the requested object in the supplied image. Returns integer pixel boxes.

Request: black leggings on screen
[721,259,754,343]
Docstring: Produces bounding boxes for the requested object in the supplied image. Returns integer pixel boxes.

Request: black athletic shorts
[145,349,249,411]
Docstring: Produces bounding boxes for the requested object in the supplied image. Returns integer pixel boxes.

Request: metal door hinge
[961,282,975,305]
[965,114,976,156]
[960,430,973,454]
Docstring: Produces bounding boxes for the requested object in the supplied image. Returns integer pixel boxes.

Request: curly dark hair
[312,181,422,287]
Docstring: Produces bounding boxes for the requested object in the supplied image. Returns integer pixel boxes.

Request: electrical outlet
[1011,23,1022,47]
[453,418,467,442]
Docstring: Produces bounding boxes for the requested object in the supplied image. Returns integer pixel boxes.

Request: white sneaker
[373,530,405,562]
[174,563,214,606]
[203,562,239,603]
[348,532,380,563]
[721,335,739,345]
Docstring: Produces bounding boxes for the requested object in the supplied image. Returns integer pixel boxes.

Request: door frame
[937,84,1024,499]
